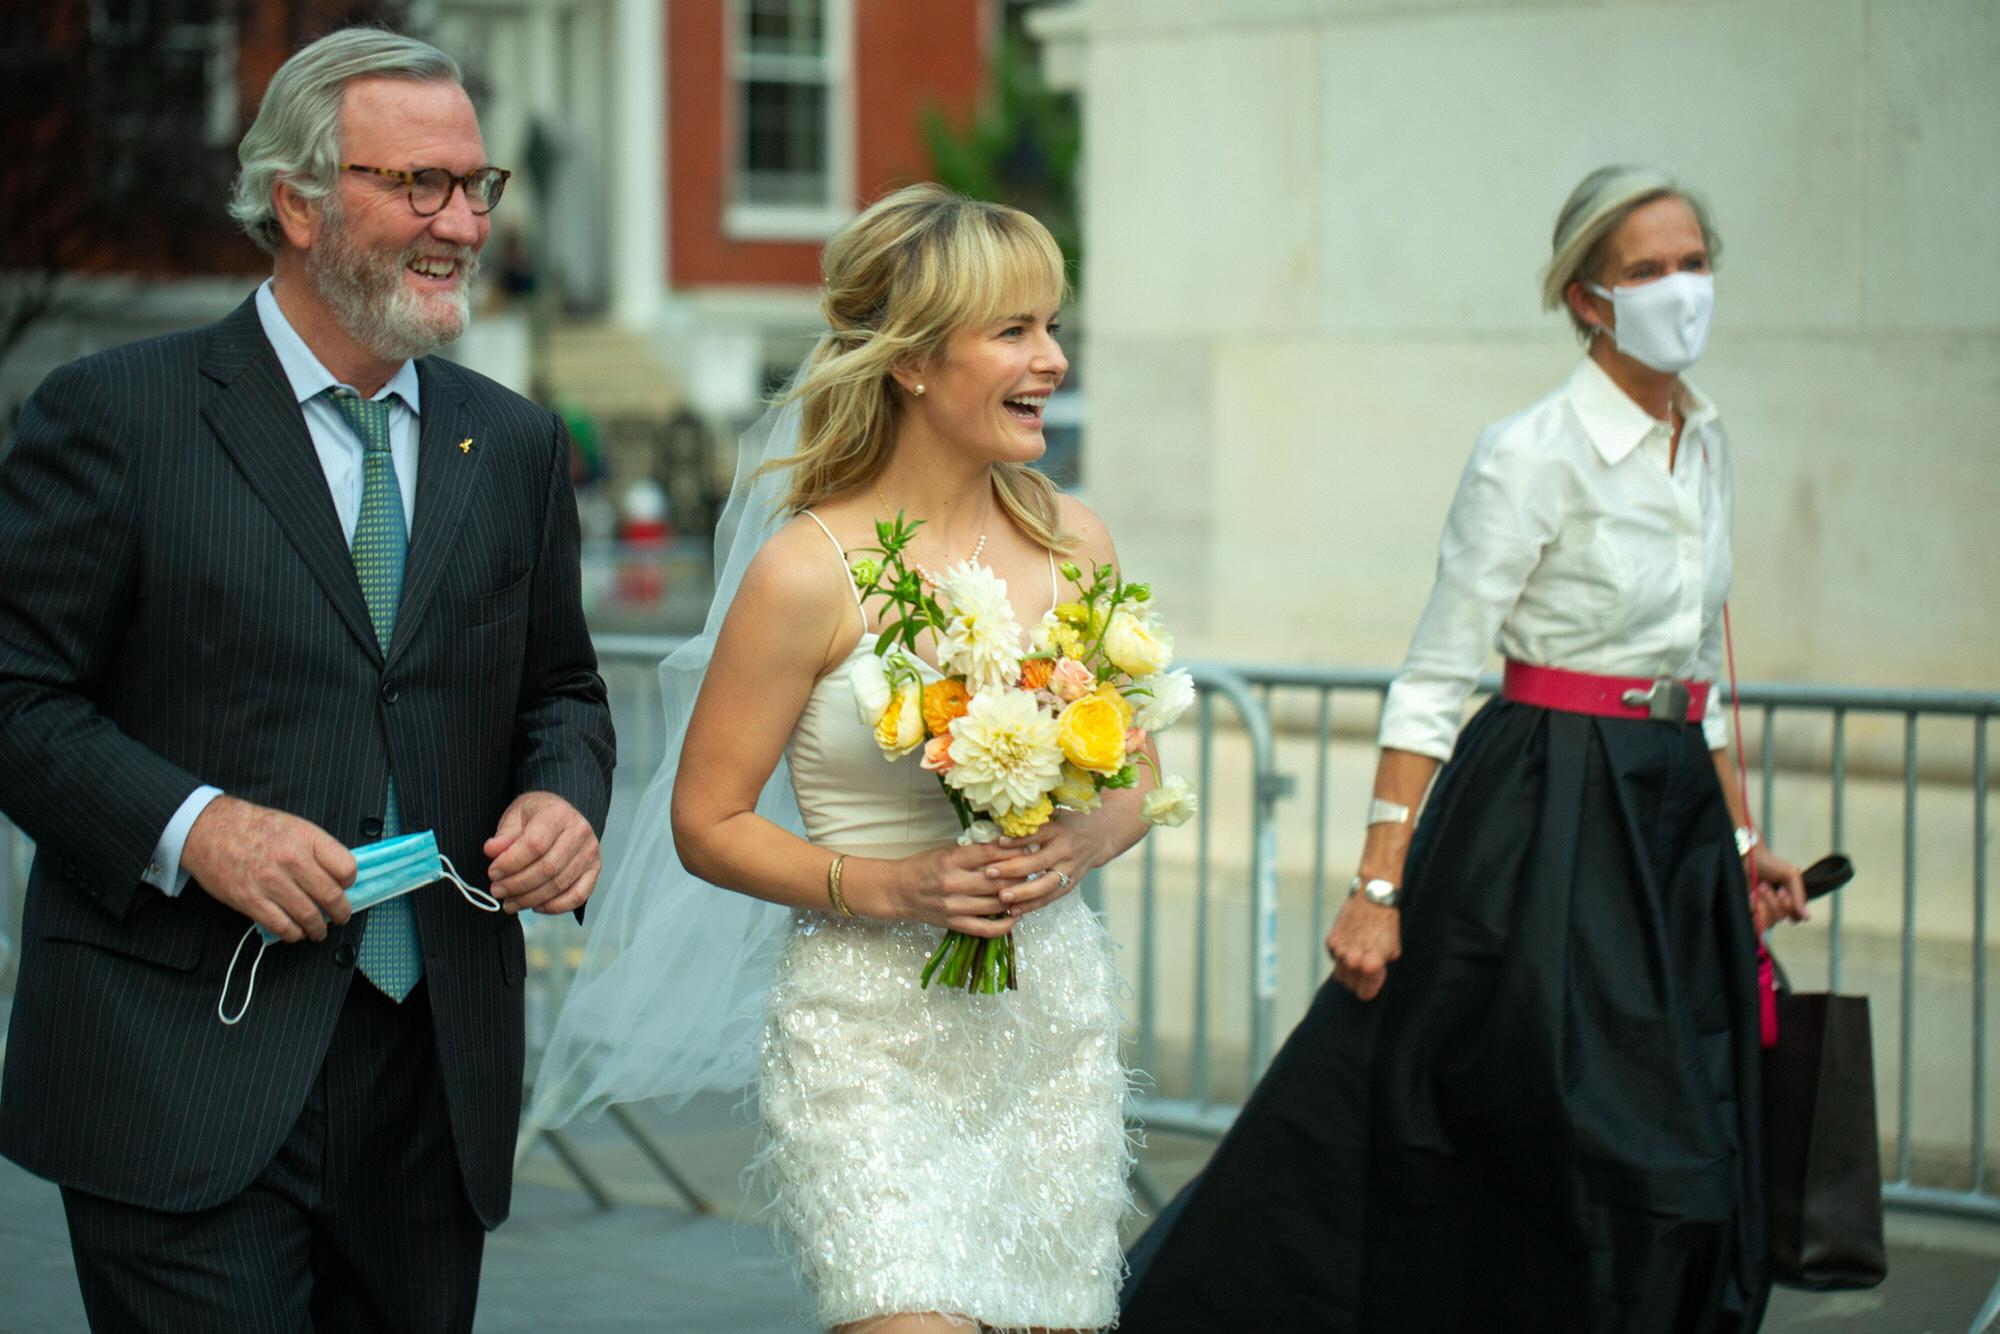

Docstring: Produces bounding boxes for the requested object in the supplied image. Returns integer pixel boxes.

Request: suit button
[360,816,384,838]
[334,944,357,967]
[380,682,400,704]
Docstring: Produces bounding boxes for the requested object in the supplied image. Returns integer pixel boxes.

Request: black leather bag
[1762,901,1888,1290]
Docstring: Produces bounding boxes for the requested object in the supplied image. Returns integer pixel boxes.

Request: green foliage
[921,29,1083,294]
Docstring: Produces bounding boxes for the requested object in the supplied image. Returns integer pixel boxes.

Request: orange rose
[922,679,972,738]
[1018,658,1056,691]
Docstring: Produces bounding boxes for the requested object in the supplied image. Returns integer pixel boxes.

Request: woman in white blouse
[1122,167,1810,1333]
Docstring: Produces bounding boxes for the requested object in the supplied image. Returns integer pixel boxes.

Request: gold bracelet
[826,854,853,917]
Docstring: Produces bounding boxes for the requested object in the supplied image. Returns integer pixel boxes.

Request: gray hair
[1540,164,1722,341]
[229,28,462,255]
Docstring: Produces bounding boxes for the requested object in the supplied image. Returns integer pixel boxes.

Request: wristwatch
[1734,825,1760,858]
[1348,875,1401,909]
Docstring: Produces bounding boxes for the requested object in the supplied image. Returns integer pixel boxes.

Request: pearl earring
[913,383,926,397]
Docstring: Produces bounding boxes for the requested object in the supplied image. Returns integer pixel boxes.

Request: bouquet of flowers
[849,514,1199,994]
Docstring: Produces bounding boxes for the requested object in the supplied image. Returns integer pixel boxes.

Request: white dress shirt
[143,281,422,894]
[1377,356,1733,762]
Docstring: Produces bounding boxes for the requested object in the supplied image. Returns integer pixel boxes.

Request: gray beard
[308,204,479,364]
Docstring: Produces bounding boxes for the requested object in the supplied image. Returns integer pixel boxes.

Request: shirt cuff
[1701,703,1729,752]
[1376,679,1464,763]
[144,785,223,896]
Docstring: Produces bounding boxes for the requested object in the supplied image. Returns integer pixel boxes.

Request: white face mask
[1588,271,1715,374]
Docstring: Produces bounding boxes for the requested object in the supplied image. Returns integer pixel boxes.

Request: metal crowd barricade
[0,814,22,1006]
[509,633,712,1212]
[1222,665,2000,1331]
[564,642,1293,1211]
[2,642,1995,1322]
[1108,663,1289,1154]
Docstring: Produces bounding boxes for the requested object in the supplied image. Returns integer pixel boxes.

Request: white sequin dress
[755,520,1131,1332]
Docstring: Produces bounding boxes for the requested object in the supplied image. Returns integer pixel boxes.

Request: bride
[537,184,1152,1333]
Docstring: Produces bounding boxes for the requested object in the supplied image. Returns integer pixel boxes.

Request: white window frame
[724,0,854,242]
[88,1,239,151]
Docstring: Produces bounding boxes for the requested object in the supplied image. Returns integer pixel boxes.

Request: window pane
[740,78,827,205]
[93,0,219,34]
[744,0,821,58]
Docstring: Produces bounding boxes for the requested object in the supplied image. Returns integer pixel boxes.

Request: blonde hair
[1541,165,1722,341]
[767,183,1075,552]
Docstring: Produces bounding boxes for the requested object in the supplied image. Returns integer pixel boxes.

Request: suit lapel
[390,358,486,669]
[199,300,381,664]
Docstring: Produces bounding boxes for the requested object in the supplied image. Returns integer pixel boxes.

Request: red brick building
[4,0,1001,422]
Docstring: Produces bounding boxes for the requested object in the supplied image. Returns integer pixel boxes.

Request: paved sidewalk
[3,1101,1997,1332]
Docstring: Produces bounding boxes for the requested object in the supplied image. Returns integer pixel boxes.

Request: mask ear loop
[217,924,270,1026]
[438,855,502,913]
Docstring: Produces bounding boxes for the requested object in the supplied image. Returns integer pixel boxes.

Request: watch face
[1361,878,1398,907]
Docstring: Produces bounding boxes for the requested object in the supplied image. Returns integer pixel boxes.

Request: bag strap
[1723,602,1759,891]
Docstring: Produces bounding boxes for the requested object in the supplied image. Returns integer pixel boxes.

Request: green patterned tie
[327,389,421,1001]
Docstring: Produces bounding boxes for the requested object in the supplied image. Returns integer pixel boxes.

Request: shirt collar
[1563,356,1718,466]
[254,279,421,415]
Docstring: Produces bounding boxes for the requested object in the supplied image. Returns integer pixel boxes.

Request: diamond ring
[1055,871,1072,889]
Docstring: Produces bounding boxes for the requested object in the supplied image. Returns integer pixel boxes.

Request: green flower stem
[918,928,1016,995]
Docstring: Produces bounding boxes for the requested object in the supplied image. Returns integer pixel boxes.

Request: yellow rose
[1051,761,1101,812]
[1058,692,1128,776]
[921,678,972,738]
[1103,608,1172,678]
[996,794,1054,838]
[874,685,924,757]
[1094,681,1136,727]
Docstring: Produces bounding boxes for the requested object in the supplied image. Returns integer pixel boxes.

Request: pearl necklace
[874,484,988,584]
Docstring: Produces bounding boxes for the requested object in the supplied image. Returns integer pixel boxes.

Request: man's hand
[483,791,600,915]
[183,796,356,942]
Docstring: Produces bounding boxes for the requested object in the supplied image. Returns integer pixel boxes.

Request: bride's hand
[879,843,1018,936]
[986,815,1110,916]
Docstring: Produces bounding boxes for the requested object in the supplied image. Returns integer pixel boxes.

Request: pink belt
[1502,661,1710,725]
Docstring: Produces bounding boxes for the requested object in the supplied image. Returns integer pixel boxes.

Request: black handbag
[1761,863,1888,1290]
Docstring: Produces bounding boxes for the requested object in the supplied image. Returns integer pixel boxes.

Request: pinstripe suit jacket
[0,296,615,1227]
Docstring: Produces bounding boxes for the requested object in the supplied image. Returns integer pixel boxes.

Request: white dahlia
[934,559,1023,695]
[944,689,1064,818]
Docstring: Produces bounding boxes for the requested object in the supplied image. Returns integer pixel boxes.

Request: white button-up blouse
[1376,357,1734,761]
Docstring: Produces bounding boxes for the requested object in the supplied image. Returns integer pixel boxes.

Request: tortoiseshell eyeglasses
[341,163,512,216]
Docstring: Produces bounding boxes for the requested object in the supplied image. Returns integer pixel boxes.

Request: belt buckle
[1620,678,1691,723]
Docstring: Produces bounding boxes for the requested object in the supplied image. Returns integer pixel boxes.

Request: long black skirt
[1120,700,1770,1333]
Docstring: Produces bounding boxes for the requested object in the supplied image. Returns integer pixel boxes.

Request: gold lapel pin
[458,437,473,454]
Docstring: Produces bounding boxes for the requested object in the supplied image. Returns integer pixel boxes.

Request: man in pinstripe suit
[0,29,615,1331]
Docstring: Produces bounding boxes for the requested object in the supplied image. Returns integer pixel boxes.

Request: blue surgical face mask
[218,829,500,1024]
